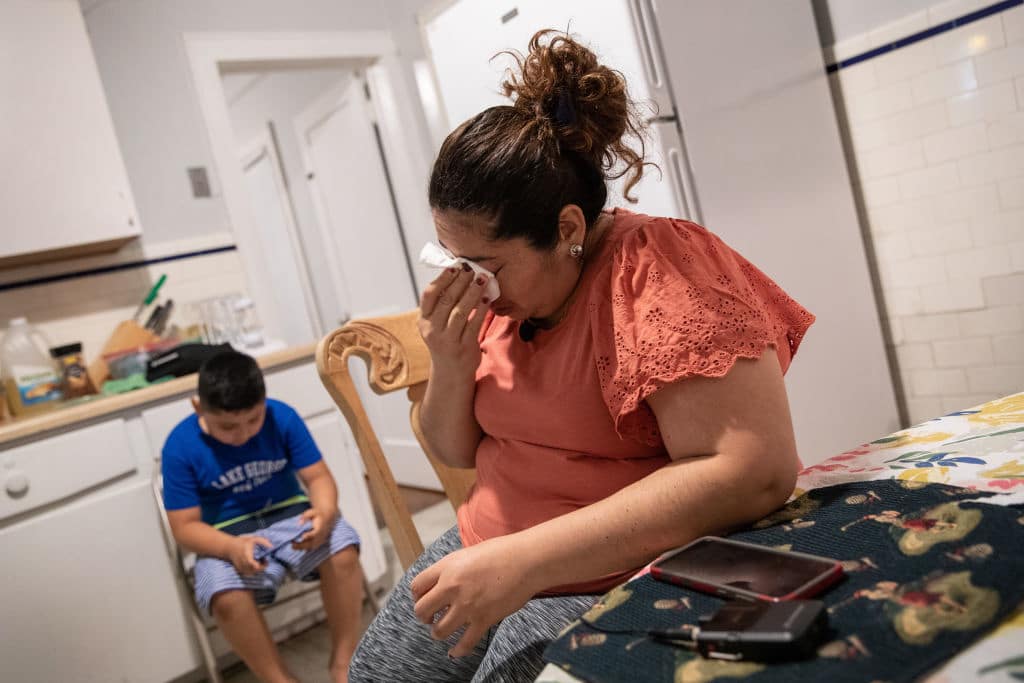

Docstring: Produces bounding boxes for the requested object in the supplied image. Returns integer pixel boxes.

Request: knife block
[86,320,161,392]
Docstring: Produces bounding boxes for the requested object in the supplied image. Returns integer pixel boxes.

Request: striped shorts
[193,512,360,613]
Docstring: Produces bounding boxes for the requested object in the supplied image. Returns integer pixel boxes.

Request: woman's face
[432,209,580,321]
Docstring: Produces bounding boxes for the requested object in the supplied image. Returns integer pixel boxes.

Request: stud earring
[569,244,583,259]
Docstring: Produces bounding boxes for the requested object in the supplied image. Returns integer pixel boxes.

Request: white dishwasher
[0,419,196,683]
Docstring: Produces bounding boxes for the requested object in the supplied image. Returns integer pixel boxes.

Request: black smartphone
[693,599,828,662]
[253,523,313,562]
[650,536,844,602]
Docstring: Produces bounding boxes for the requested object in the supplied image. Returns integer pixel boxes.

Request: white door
[297,76,417,321]
[240,133,321,343]
[296,77,442,491]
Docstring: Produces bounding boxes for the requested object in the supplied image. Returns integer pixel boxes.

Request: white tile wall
[933,15,1006,64]
[899,162,960,200]
[929,0,992,26]
[957,145,1024,185]
[910,60,978,105]
[907,221,972,255]
[947,82,1017,127]
[988,110,1024,145]
[922,122,989,162]
[975,44,1024,85]
[982,272,1024,304]
[1005,6,1024,44]
[993,332,1024,362]
[932,336,994,366]
[830,3,1024,418]
[999,175,1024,208]
[907,396,946,424]
[0,248,249,366]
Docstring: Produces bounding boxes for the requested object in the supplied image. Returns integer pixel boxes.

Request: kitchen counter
[0,343,316,446]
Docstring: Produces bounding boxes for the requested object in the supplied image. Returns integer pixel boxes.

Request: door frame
[185,31,434,343]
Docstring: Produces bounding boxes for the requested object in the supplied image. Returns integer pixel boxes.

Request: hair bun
[500,29,648,200]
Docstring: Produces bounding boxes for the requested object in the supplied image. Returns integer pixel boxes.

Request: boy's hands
[229,535,272,575]
[293,508,335,551]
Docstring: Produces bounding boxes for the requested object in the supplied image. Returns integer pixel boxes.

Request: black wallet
[146,342,234,382]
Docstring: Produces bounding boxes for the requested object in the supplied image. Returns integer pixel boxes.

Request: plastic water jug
[1,317,63,416]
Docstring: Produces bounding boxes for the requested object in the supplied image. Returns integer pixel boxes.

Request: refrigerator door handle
[630,0,664,91]
[668,146,702,224]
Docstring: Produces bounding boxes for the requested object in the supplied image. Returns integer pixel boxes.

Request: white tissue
[419,242,501,301]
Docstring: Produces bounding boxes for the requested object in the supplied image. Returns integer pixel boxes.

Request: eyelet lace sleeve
[589,217,815,446]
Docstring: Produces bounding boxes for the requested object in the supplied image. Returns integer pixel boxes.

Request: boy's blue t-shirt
[161,398,322,526]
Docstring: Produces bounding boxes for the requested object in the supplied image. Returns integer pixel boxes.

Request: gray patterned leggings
[349,526,596,682]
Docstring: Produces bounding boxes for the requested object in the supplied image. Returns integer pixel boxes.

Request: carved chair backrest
[316,310,476,569]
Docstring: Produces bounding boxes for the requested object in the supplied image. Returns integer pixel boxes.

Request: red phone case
[649,536,845,602]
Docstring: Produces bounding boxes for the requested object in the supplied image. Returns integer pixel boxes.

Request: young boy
[162,350,364,683]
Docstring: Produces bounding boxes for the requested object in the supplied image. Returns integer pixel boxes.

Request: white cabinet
[307,412,389,584]
[0,418,136,519]
[0,358,388,682]
[0,0,140,265]
[0,480,195,683]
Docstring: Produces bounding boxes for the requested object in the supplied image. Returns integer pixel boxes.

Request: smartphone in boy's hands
[253,522,314,563]
[650,536,844,602]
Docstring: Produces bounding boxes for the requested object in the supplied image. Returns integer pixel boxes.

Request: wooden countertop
[0,343,316,446]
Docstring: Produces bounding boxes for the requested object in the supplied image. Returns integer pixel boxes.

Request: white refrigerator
[420,0,700,224]
[420,0,902,464]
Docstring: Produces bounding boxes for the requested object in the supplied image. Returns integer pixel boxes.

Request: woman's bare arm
[411,349,800,655]
[417,266,489,468]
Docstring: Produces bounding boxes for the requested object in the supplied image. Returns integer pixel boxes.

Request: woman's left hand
[410,536,540,657]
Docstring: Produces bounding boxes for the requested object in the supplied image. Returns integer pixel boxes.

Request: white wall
[814,0,938,47]
[822,0,1024,422]
[0,242,248,362]
[815,0,1003,57]
[0,1,437,365]
[81,0,434,249]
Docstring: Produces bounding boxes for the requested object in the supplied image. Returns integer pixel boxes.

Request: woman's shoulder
[603,208,717,257]
[591,209,728,291]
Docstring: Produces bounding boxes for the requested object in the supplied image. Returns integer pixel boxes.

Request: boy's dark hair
[197,350,266,412]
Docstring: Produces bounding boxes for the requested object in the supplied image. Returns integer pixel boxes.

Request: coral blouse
[458,209,815,593]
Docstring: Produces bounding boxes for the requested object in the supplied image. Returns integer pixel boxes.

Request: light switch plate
[187,166,212,198]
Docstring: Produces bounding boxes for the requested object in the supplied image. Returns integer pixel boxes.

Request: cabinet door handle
[5,470,29,498]
[669,147,702,224]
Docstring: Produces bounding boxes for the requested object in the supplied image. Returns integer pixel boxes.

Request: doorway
[186,33,442,489]
[293,73,419,322]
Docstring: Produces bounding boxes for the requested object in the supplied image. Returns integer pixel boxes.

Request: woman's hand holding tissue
[419,242,500,301]
[417,262,491,381]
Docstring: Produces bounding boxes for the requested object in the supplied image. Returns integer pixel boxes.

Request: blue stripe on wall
[825,0,1023,73]
[0,245,237,293]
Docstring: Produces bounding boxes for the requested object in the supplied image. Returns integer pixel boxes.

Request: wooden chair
[316,310,476,570]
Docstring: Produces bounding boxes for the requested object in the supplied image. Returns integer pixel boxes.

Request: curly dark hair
[428,29,651,250]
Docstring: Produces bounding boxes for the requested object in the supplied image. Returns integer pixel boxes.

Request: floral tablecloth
[538,392,1024,682]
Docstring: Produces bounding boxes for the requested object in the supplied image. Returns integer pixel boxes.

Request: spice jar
[50,343,90,398]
